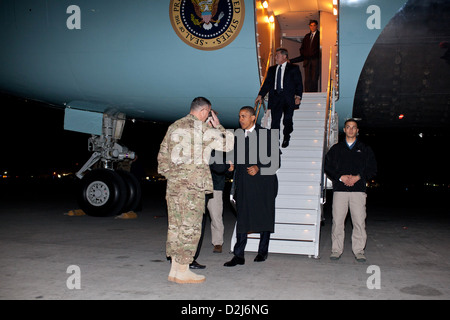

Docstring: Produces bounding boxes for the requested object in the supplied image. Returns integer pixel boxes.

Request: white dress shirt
[274,61,287,91]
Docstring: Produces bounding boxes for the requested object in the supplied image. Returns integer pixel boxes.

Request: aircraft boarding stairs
[231,92,329,258]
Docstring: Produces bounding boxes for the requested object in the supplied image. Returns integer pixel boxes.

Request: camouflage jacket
[157,114,234,194]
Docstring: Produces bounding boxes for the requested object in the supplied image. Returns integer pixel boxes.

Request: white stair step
[281,157,322,166]
[275,208,319,224]
[287,137,323,148]
[280,148,323,158]
[302,92,327,98]
[277,170,322,182]
[297,106,326,114]
[296,99,326,107]
[276,194,320,210]
[280,158,322,170]
[278,181,320,195]
[278,164,322,172]
[244,238,317,255]
[247,224,317,242]
[297,103,326,111]
[293,119,326,128]
[299,95,327,102]
[290,129,325,138]
[294,110,326,120]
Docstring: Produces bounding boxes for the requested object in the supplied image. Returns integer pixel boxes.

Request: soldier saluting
[158,97,233,284]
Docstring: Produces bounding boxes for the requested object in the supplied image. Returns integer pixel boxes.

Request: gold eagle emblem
[191,0,223,30]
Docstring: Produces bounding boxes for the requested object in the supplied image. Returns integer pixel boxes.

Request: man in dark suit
[291,20,321,92]
[255,48,303,148]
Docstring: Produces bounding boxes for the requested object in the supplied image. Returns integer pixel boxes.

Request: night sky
[0,93,169,178]
[1,92,449,198]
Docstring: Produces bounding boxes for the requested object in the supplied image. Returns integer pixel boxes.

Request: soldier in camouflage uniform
[157,97,233,283]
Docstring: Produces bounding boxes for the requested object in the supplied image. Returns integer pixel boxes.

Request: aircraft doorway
[255,0,338,93]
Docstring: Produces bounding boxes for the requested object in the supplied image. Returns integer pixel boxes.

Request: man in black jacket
[324,119,377,262]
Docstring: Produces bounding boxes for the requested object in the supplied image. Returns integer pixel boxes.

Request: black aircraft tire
[116,170,142,213]
[77,169,127,217]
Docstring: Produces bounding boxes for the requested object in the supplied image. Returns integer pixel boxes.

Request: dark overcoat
[233,125,279,234]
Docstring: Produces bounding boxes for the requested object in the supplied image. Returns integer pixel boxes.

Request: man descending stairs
[231,92,328,258]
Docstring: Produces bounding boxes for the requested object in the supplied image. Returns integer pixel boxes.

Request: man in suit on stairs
[290,20,321,92]
[255,48,303,148]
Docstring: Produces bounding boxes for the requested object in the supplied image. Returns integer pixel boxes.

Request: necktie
[276,65,282,93]
[310,32,314,44]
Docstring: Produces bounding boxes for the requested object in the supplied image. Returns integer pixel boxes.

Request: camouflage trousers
[166,188,205,265]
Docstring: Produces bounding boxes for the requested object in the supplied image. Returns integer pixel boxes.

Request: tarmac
[0,180,449,301]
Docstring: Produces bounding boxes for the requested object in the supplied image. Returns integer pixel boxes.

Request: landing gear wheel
[78,169,127,217]
[116,170,142,213]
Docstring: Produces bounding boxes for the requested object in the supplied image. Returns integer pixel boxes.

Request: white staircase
[231,92,328,258]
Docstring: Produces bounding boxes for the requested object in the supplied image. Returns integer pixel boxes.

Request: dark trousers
[233,231,271,259]
[270,92,294,140]
[193,194,212,261]
[193,213,207,261]
[304,58,320,92]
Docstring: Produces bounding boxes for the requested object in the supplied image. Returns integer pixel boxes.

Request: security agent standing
[158,97,234,283]
[324,119,377,262]
[207,150,229,253]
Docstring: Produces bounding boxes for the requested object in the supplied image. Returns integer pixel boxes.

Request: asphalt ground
[0,180,449,302]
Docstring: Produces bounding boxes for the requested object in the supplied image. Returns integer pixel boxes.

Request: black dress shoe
[282,139,289,148]
[223,256,245,267]
[189,260,206,269]
[254,254,268,262]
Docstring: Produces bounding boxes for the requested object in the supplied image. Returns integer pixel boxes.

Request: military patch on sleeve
[169,0,245,51]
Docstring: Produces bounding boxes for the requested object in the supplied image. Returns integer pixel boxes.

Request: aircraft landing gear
[77,169,141,217]
[74,110,141,217]
[78,169,126,217]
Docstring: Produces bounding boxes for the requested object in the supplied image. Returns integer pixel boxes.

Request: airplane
[0,0,448,217]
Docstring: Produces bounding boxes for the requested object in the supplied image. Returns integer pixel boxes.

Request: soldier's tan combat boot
[168,260,178,282]
[173,262,205,284]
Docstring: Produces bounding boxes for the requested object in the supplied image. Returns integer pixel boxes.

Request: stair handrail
[254,99,266,123]
[320,46,338,205]
[255,50,272,124]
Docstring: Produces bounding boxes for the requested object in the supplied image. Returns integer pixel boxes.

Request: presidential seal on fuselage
[169,0,245,51]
